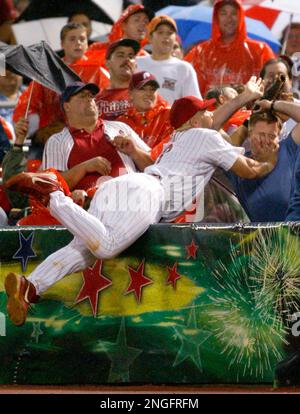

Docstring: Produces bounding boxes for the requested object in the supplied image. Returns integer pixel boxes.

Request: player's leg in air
[4,171,164,325]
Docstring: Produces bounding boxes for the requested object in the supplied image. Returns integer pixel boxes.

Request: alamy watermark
[0,53,5,76]
[95,175,205,221]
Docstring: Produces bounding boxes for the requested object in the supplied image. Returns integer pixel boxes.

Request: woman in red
[117,71,174,153]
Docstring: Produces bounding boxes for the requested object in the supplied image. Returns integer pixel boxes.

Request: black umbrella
[16,0,114,25]
[0,41,81,94]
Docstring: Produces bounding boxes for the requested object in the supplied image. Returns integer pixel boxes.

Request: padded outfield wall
[0,223,299,386]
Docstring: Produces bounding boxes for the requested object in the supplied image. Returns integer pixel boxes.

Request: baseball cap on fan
[148,15,177,34]
[129,71,160,90]
[60,82,99,106]
[105,38,141,60]
[170,96,216,129]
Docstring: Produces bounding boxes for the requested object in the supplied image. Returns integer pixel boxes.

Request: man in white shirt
[4,84,277,326]
[136,15,202,104]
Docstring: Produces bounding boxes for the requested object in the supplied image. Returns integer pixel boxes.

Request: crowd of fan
[1,0,300,226]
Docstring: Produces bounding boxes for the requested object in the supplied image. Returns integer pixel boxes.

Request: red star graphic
[186,239,199,259]
[125,259,153,303]
[166,262,181,289]
[75,260,112,316]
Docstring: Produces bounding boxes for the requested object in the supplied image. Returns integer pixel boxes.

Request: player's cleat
[5,273,39,326]
[5,171,64,206]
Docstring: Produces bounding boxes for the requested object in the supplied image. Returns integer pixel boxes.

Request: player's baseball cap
[129,71,160,90]
[148,15,177,34]
[170,96,216,129]
[60,82,99,106]
[106,38,141,60]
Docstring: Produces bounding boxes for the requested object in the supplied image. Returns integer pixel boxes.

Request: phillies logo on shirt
[98,100,130,115]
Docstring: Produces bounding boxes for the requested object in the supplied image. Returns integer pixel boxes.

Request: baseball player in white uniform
[4,91,278,326]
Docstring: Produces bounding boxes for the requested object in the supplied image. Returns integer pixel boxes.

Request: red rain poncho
[86,4,150,67]
[117,95,173,149]
[185,0,275,96]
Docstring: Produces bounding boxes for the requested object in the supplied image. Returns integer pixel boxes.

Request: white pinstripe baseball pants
[28,174,164,294]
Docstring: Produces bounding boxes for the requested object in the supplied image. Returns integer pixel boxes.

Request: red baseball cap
[129,71,160,90]
[170,96,216,129]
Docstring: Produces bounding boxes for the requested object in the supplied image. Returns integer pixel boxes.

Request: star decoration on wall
[75,260,112,316]
[13,232,37,272]
[166,262,181,289]
[105,318,143,383]
[186,239,199,260]
[173,307,211,372]
[125,259,153,303]
[31,322,43,344]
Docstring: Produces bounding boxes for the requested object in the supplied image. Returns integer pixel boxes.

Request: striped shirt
[42,120,150,174]
[145,128,244,220]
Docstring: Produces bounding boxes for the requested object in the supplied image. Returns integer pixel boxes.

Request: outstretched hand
[243,76,264,101]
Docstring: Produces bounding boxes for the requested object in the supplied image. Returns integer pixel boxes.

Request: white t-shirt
[136,55,202,105]
[145,128,244,220]
[42,120,150,173]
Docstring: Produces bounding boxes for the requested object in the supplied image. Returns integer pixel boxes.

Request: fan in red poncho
[86,4,154,67]
[117,71,174,153]
[185,0,275,96]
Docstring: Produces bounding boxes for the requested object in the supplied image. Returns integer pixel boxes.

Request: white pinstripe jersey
[144,128,244,220]
[42,120,150,173]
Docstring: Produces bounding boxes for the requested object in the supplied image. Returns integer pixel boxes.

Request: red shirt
[68,119,127,190]
[96,88,132,120]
